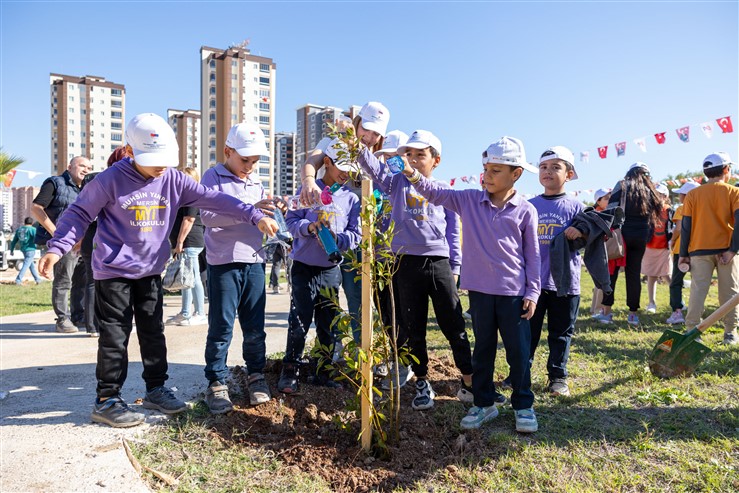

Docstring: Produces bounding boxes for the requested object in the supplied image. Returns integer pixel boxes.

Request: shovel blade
[648,329,712,378]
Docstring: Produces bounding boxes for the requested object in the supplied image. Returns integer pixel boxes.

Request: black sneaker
[278,364,299,394]
[493,391,508,406]
[142,386,188,414]
[500,376,512,390]
[547,378,570,396]
[411,379,436,410]
[91,396,145,428]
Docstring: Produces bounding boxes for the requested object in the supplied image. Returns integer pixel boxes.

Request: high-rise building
[200,45,276,193]
[50,74,125,175]
[167,109,201,170]
[11,186,40,230]
[294,104,361,170]
[273,132,296,197]
[0,188,12,232]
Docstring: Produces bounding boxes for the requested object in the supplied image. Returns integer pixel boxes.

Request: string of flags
[447,114,734,187]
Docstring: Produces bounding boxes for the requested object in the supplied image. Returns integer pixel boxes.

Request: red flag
[716,116,734,133]
[654,132,666,144]
[479,172,484,185]
[450,178,456,187]
[598,146,608,159]
[460,176,469,183]
[3,169,16,187]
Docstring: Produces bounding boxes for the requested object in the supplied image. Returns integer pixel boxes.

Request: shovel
[648,292,739,378]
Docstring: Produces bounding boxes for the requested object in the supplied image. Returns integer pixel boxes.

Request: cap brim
[334,162,353,172]
[374,147,398,157]
[485,158,538,173]
[234,144,269,157]
[397,142,433,155]
[132,148,179,168]
[361,120,387,137]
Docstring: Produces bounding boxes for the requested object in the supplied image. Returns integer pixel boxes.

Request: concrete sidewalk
[0,287,295,492]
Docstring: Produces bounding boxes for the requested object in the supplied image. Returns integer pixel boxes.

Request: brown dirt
[207,354,512,492]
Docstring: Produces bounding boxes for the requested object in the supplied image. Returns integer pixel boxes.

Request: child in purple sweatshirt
[278,139,361,394]
[404,136,541,433]
[38,113,278,428]
[358,130,473,412]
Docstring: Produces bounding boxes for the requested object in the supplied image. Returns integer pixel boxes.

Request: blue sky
[2,1,737,198]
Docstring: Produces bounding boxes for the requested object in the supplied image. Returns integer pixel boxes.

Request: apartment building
[168,109,201,170]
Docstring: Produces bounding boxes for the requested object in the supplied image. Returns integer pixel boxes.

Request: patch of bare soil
[207,355,507,492]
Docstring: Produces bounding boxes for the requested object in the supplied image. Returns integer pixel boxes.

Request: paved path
[0,284,297,492]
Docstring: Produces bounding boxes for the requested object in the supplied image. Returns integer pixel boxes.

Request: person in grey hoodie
[38,113,278,429]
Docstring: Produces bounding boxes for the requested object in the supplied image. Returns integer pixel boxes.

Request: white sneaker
[272,285,281,294]
[665,310,685,324]
[165,313,187,325]
[594,313,614,325]
[178,314,208,326]
[646,303,657,314]
[460,405,498,430]
[411,380,436,410]
[515,408,538,433]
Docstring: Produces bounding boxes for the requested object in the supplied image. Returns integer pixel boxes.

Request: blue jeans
[469,291,534,410]
[340,254,362,342]
[529,290,580,380]
[283,261,342,365]
[181,247,205,317]
[15,250,40,284]
[204,262,266,383]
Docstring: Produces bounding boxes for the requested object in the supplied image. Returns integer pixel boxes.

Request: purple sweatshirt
[409,175,540,302]
[286,179,361,268]
[201,164,267,265]
[357,148,462,274]
[46,158,265,280]
[529,194,584,295]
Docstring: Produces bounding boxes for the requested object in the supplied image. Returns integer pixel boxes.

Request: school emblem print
[121,191,170,232]
[537,212,565,245]
[405,192,430,221]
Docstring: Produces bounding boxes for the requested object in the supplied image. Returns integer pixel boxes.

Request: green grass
[131,269,738,492]
[0,280,53,317]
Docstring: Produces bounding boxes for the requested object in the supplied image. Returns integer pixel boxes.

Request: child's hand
[254,199,276,216]
[38,253,60,279]
[564,226,584,240]
[300,179,323,208]
[258,217,279,237]
[521,299,536,320]
[272,197,288,214]
[720,250,736,265]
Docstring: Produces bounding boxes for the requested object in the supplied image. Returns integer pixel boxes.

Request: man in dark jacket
[32,156,90,333]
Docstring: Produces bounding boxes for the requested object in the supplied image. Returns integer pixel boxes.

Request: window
[111,100,122,108]
[81,143,86,149]
[53,109,57,115]
[69,119,75,125]
[53,97,57,104]
[209,125,216,135]
[111,144,118,151]
[232,60,238,68]
[210,99,216,108]
[259,102,270,111]
[53,143,57,149]
[259,168,269,176]
[209,139,216,147]
[69,142,75,147]
[111,111,122,119]
[210,152,216,161]
[259,89,269,97]
[209,113,215,121]
[260,63,270,72]
[231,74,237,80]
[111,122,122,129]
[111,133,122,142]
[209,86,215,95]
[69,96,75,102]
[259,77,269,86]
[210,73,216,81]
[259,116,270,124]
[111,88,122,96]
[81,131,86,137]
[209,59,215,68]
[80,97,86,103]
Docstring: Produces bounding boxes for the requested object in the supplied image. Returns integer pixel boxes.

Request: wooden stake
[360,178,374,452]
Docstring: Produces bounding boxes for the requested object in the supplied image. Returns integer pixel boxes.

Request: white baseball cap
[374,130,409,157]
[594,187,612,202]
[674,181,700,194]
[226,122,269,157]
[629,162,651,173]
[125,113,179,168]
[655,183,669,196]
[398,130,442,156]
[703,151,734,169]
[324,138,353,172]
[358,102,390,137]
[482,136,537,173]
[539,146,578,180]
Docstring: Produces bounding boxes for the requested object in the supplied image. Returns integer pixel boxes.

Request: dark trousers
[95,275,168,398]
[71,257,86,325]
[469,291,534,410]
[529,290,580,380]
[283,261,342,365]
[669,253,686,311]
[81,251,97,333]
[205,262,267,383]
[395,255,473,378]
[602,235,648,311]
[269,245,286,288]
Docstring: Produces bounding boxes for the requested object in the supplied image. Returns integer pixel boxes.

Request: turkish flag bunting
[716,116,734,133]
[450,178,456,187]
[654,132,666,144]
[460,176,469,183]
[598,146,608,159]
[676,126,690,142]
[479,172,484,185]
[616,142,626,157]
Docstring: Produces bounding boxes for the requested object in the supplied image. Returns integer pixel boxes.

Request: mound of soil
[207,355,513,492]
